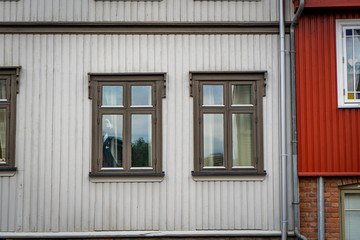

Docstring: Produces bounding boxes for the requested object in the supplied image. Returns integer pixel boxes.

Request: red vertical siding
[296,10,360,176]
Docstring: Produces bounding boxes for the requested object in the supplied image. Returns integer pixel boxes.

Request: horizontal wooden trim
[0,167,17,171]
[299,172,360,177]
[191,170,267,176]
[0,230,297,238]
[89,171,165,177]
[0,22,290,35]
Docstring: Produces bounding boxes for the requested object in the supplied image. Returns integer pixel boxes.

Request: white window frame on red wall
[336,19,360,108]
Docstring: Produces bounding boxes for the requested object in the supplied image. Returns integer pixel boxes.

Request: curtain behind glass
[0,109,6,163]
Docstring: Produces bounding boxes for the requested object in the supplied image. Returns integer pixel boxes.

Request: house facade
[294,0,360,239]
[0,0,296,239]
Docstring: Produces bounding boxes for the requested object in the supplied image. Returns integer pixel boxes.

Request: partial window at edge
[336,20,360,108]
[0,67,20,172]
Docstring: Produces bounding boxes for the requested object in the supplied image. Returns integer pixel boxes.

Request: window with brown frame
[88,73,166,177]
[0,67,20,172]
[190,72,266,176]
[340,184,360,240]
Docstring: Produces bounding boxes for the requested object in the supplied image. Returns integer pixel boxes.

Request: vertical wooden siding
[0,0,294,23]
[296,10,360,176]
[0,34,287,232]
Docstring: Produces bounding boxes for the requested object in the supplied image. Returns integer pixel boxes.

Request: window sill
[89,171,165,183]
[0,167,17,177]
[191,170,266,181]
[338,103,360,108]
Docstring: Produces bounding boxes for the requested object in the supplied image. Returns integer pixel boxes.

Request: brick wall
[299,177,360,240]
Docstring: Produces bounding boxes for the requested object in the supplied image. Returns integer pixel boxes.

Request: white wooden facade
[0,0,294,236]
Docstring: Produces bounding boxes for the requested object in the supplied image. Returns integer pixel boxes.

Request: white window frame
[336,19,360,108]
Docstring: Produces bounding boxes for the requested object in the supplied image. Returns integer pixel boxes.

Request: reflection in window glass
[0,109,6,163]
[131,86,152,106]
[344,193,360,240]
[232,114,253,167]
[131,114,152,167]
[203,114,224,167]
[102,86,123,106]
[0,80,6,100]
[346,29,360,100]
[203,85,223,106]
[102,115,123,167]
[232,85,252,105]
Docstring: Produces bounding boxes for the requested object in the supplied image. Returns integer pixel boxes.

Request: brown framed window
[190,72,266,176]
[340,185,360,240]
[88,73,166,177]
[0,67,20,172]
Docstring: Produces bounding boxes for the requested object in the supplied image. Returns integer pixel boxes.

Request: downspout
[290,0,306,240]
[318,177,325,240]
[279,0,287,239]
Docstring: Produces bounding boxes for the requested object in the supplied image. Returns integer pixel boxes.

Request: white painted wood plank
[0,178,9,230]
[35,34,47,232]
[2,0,285,22]
[81,34,91,232]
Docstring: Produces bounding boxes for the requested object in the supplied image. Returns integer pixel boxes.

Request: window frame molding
[0,67,20,173]
[88,72,166,177]
[339,184,360,240]
[336,19,360,108]
[190,71,266,176]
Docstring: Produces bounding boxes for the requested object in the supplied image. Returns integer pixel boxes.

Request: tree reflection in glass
[102,115,123,167]
[131,114,152,167]
[203,114,224,167]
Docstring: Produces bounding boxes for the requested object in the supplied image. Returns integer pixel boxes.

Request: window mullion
[124,82,131,172]
[226,82,232,171]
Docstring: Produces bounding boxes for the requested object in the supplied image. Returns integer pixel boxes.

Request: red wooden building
[294,0,360,239]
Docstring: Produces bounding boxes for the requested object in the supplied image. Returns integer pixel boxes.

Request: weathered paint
[0,0,294,23]
[296,10,360,176]
[0,33,293,232]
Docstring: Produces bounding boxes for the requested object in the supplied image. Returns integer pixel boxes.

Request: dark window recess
[88,73,166,177]
[190,71,266,175]
[0,67,21,172]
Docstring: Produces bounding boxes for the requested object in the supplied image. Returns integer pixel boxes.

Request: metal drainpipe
[318,177,325,240]
[290,0,306,239]
[279,0,287,239]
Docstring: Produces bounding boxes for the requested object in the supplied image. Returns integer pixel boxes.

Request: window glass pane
[345,211,360,240]
[102,115,123,167]
[131,114,152,167]
[203,114,224,167]
[232,85,252,105]
[355,29,360,36]
[345,193,360,209]
[102,86,123,106]
[346,35,354,94]
[346,29,353,36]
[232,114,253,167]
[355,35,360,99]
[203,85,223,106]
[131,86,152,106]
[344,193,360,240]
[0,80,6,100]
[0,109,6,163]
